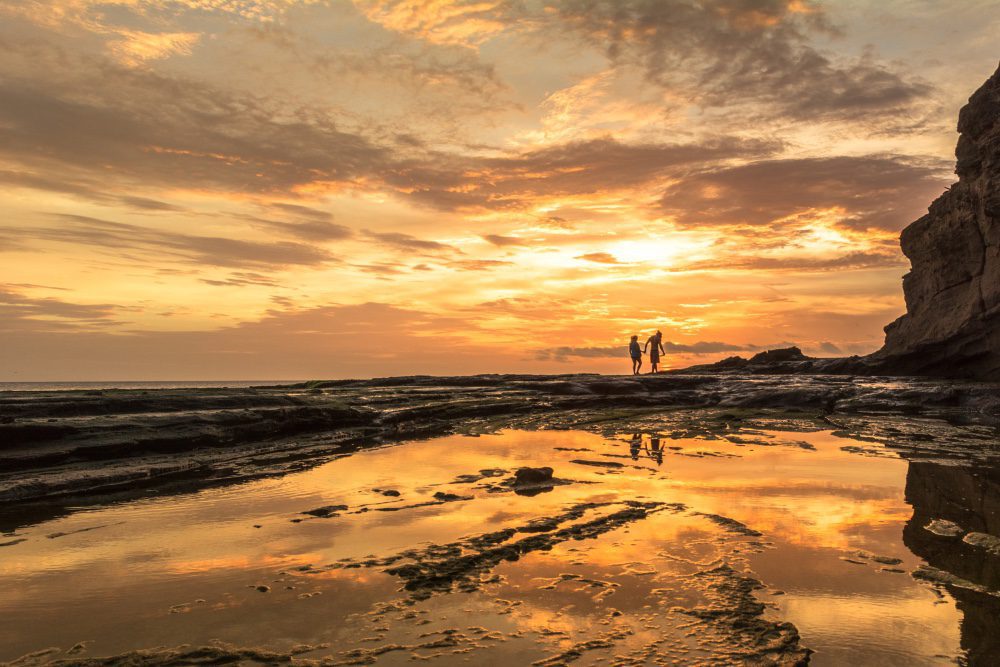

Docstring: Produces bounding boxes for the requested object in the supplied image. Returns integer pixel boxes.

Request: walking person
[644,330,665,374]
[629,335,643,375]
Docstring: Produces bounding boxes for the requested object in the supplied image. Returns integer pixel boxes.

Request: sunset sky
[1,0,998,380]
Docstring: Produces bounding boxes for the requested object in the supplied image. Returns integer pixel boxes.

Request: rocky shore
[5,375,1000,665]
[3,372,999,530]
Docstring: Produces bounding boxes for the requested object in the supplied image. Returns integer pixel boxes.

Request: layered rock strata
[876,63,1000,378]
[682,63,1000,380]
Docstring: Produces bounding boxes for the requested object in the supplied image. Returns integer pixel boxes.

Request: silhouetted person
[629,335,643,375]
[630,433,642,460]
[650,436,663,465]
[644,330,665,373]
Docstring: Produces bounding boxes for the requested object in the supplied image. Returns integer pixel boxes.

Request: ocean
[0,381,301,392]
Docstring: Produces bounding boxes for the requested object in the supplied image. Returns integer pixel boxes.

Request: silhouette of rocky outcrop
[679,63,1000,380]
[876,63,1000,379]
[677,346,867,375]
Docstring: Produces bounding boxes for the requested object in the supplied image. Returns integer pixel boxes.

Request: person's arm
[659,341,666,355]
[643,340,649,352]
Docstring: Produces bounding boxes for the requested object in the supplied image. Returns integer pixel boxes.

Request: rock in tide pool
[432,492,466,502]
[962,531,1000,555]
[924,519,965,538]
[301,505,348,518]
[513,467,554,485]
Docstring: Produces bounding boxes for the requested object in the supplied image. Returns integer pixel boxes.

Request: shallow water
[0,424,992,665]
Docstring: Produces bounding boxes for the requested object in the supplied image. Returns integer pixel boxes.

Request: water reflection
[903,462,1000,664]
[628,433,663,465]
[0,426,992,665]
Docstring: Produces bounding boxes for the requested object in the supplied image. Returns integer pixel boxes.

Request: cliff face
[878,63,1000,379]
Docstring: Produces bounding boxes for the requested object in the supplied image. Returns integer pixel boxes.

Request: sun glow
[607,236,712,266]
[0,0,975,379]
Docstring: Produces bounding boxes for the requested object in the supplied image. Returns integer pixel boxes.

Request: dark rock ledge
[1,372,999,530]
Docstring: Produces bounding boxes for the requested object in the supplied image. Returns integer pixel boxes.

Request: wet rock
[532,630,631,667]
[569,459,624,469]
[696,512,763,537]
[513,467,553,485]
[925,518,965,537]
[587,380,644,395]
[255,585,270,592]
[329,502,663,598]
[45,523,116,539]
[683,564,812,664]
[302,504,348,518]
[963,531,1000,555]
[380,489,401,497]
[450,469,506,485]
[489,467,573,497]
[10,642,313,665]
[518,516,562,533]
[871,555,904,565]
[66,641,91,655]
[432,491,466,502]
[6,373,1000,528]
[912,565,999,597]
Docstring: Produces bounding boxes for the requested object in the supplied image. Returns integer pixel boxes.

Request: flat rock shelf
[2,375,1000,665]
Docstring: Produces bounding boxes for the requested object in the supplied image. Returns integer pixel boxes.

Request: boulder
[748,347,809,364]
[513,467,554,485]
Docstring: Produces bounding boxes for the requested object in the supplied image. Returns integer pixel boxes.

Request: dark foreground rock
[2,372,1000,531]
[513,466,553,485]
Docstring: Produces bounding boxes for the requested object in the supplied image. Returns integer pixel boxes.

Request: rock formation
[680,63,1000,380]
[876,62,1000,379]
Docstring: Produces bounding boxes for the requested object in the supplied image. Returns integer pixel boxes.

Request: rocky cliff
[876,63,1000,379]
